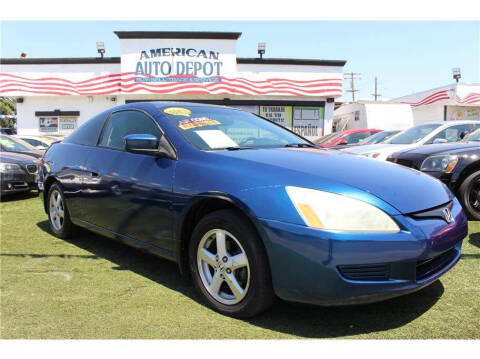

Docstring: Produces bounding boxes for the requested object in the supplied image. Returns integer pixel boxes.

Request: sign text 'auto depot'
[135,47,223,81]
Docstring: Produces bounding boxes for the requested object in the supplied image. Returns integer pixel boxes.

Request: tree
[0,97,16,128]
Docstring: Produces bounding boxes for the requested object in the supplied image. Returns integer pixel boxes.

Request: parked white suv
[342,121,480,160]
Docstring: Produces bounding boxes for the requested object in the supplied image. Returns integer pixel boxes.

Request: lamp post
[452,67,461,83]
[96,42,105,59]
[258,42,266,59]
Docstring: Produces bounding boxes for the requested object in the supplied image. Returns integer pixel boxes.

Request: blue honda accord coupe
[38,102,467,317]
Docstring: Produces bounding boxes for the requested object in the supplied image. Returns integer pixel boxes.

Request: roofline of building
[0,57,121,65]
[1,57,347,67]
[114,31,242,39]
[237,58,346,67]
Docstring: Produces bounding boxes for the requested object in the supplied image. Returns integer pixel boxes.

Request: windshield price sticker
[164,107,192,117]
[178,117,220,130]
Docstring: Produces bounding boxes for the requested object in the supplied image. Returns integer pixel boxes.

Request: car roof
[421,120,479,126]
[341,128,382,134]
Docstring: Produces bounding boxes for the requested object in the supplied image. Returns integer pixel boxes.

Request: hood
[214,147,452,214]
[342,143,419,160]
[0,151,37,164]
[400,141,480,156]
[340,143,396,154]
[1,149,43,159]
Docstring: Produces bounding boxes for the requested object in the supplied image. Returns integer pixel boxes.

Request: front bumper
[258,198,467,306]
[0,171,37,195]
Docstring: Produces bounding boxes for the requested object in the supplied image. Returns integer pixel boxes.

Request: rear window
[64,111,109,146]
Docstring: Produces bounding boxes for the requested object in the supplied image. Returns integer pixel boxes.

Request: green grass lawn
[1,192,479,339]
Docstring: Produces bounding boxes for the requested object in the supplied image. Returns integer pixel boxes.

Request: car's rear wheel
[47,183,77,238]
[189,209,275,318]
[458,170,480,220]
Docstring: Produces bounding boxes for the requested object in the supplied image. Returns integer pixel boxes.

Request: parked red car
[316,129,383,147]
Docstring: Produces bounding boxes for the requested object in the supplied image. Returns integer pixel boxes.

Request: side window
[344,132,369,144]
[428,124,472,143]
[65,112,108,146]
[100,110,163,150]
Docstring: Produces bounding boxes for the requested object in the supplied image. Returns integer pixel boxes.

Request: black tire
[188,209,275,318]
[458,170,480,220]
[47,183,77,238]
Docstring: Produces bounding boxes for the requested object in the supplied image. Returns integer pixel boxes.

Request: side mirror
[124,133,176,159]
[338,139,348,145]
[432,138,448,144]
[460,131,469,139]
[124,134,160,155]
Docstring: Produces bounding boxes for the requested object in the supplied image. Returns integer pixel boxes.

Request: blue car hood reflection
[213,147,452,214]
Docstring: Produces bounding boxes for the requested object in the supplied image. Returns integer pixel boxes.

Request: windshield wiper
[223,146,254,151]
[284,143,318,148]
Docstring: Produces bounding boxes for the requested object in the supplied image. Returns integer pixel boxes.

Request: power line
[344,72,361,102]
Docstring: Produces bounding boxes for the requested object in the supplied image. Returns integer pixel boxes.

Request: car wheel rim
[197,229,250,305]
[49,189,65,231]
[468,180,480,211]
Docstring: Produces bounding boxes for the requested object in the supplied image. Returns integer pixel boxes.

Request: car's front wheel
[189,209,275,318]
[47,183,77,238]
[458,170,480,220]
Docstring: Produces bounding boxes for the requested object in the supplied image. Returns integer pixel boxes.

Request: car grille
[338,263,390,281]
[416,248,457,281]
[26,165,37,174]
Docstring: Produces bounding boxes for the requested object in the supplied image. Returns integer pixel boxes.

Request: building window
[39,117,59,133]
[259,106,292,128]
[292,106,325,139]
[59,117,77,134]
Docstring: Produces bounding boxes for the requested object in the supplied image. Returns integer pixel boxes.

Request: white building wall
[411,104,445,124]
[16,95,120,135]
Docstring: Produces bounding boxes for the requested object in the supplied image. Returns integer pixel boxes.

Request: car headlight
[420,155,458,173]
[286,186,400,232]
[0,163,21,172]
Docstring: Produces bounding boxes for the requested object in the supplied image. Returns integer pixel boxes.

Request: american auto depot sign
[121,38,237,84]
[135,47,224,80]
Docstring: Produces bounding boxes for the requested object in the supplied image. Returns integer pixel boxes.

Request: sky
[1,20,479,101]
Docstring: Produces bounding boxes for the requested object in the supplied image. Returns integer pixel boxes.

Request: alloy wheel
[197,229,250,305]
[49,189,65,231]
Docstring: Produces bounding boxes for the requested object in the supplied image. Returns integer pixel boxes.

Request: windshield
[463,129,480,142]
[316,132,345,144]
[359,131,399,145]
[0,135,35,152]
[387,124,442,144]
[162,105,309,150]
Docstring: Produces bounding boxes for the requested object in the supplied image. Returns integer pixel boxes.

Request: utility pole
[344,72,361,102]
[372,77,382,101]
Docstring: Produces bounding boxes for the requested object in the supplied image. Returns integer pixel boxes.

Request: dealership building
[393,83,480,123]
[0,31,346,140]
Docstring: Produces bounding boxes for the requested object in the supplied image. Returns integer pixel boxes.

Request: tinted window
[23,138,45,147]
[427,124,473,144]
[100,110,163,150]
[65,112,108,146]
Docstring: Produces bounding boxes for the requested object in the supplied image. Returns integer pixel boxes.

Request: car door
[82,109,177,253]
